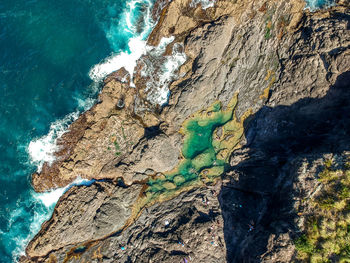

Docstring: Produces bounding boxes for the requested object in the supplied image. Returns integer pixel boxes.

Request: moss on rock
[295,158,350,262]
[129,94,248,221]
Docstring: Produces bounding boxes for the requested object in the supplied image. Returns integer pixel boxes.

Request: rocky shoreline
[23,0,350,262]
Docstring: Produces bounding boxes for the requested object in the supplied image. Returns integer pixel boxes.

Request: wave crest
[89,0,154,83]
[28,111,80,172]
[141,38,187,105]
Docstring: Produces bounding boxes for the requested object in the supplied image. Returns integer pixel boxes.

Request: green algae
[126,93,252,229]
[146,94,244,197]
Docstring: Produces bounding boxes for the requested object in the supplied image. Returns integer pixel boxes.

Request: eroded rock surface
[26,182,142,260]
[24,0,350,262]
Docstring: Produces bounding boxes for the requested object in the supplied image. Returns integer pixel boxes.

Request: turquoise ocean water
[0,0,333,261]
[0,0,153,261]
[306,0,335,10]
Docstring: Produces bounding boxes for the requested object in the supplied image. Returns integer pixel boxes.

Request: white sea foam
[89,37,148,83]
[17,1,157,261]
[190,0,215,9]
[141,39,187,105]
[75,96,95,111]
[11,177,95,261]
[34,177,94,208]
[10,206,50,261]
[28,111,80,172]
[89,0,154,83]
[34,186,67,208]
[28,0,156,173]
[152,36,175,54]
[75,82,100,111]
[90,11,186,106]
[20,2,183,258]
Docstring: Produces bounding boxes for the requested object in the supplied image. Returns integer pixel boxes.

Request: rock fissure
[21,0,350,262]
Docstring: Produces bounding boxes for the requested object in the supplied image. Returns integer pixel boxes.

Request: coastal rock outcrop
[23,0,350,262]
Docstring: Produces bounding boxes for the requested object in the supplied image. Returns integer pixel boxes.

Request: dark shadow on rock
[219,71,350,262]
[144,125,163,139]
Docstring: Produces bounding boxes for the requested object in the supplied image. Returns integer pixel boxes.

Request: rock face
[23,0,350,262]
[26,184,226,263]
[26,182,142,260]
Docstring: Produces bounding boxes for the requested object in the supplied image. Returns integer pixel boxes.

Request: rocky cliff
[22,0,350,262]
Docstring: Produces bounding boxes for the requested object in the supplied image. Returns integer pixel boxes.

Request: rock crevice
[23,0,350,262]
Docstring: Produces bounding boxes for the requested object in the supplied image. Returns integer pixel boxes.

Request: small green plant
[295,235,315,254]
[114,141,120,150]
[264,27,271,39]
[264,18,273,40]
[324,158,333,169]
[114,141,121,156]
[295,158,350,261]
[121,126,127,140]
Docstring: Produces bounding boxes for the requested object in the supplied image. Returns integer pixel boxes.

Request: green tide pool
[147,94,245,199]
[0,0,336,261]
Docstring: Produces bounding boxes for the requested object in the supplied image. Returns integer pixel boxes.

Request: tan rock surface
[26,181,142,260]
[23,0,350,262]
[32,75,146,191]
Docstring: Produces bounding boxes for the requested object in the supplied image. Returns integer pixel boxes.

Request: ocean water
[0,0,336,261]
[305,0,335,10]
[0,0,154,261]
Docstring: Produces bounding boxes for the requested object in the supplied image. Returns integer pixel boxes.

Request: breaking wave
[89,0,154,83]
[19,0,187,260]
[28,111,79,172]
[141,37,187,105]
[9,177,95,261]
[13,0,156,261]
[190,0,215,9]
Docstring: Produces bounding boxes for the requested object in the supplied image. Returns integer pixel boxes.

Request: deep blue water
[0,0,153,261]
[0,0,334,261]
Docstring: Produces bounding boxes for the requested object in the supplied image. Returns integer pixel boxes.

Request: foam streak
[89,0,154,83]
[28,111,80,172]
[190,0,215,9]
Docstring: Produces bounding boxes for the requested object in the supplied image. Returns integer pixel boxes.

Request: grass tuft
[295,157,350,261]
